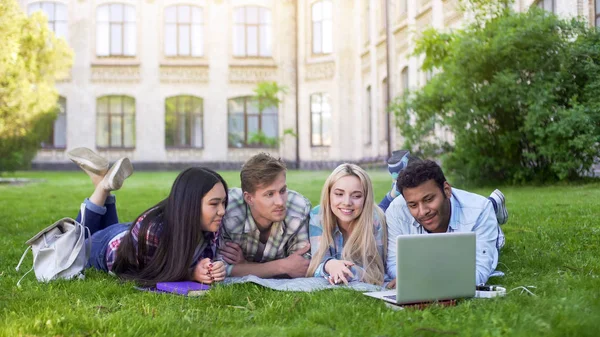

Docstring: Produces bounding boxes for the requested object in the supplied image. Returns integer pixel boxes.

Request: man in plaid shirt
[217,153,312,278]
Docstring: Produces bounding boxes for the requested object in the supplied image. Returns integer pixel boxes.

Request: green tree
[391,6,600,184]
[0,0,73,172]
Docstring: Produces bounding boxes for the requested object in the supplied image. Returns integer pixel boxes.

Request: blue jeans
[77,196,130,272]
[86,223,129,271]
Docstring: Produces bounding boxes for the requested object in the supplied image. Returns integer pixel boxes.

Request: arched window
[96,3,136,56]
[27,2,68,40]
[165,96,203,148]
[42,96,67,148]
[311,0,332,54]
[96,95,135,148]
[232,6,271,57]
[164,5,204,57]
[228,97,278,147]
[310,93,331,147]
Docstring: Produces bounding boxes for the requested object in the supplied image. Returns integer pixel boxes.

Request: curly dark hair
[396,159,447,196]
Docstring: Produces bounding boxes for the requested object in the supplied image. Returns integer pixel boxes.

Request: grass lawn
[1,170,599,336]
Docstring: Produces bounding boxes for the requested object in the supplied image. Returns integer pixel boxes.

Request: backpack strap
[15,246,33,288]
[15,246,31,272]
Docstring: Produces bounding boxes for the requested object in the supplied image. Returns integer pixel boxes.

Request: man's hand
[220,242,246,265]
[210,261,226,282]
[324,259,354,285]
[386,278,397,289]
[281,244,311,278]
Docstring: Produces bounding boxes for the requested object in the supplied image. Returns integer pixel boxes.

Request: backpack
[15,203,90,286]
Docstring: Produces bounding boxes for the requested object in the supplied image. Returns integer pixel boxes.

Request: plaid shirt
[308,205,387,281]
[106,210,217,272]
[218,188,311,276]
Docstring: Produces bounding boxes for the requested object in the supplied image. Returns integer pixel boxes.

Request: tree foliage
[0,0,73,172]
[391,7,600,184]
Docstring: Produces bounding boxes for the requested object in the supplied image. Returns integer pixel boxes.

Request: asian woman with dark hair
[68,148,228,286]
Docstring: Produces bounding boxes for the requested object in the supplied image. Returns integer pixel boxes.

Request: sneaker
[101,158,133,191]
[67,147,109,176]
[490,189,508,225]
[387,150,411,180]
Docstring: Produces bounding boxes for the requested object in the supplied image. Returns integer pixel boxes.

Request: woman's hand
[193,258,214,284]
[324,259,354,285]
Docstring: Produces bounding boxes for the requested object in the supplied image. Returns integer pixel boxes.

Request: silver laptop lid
[396,232,475,304]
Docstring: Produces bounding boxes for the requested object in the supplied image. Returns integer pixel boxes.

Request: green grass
[1,170,599,336]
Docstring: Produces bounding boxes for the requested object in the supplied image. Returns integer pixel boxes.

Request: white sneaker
[67,147,109,176]
[490,189,508,225]
[101,158,133,191]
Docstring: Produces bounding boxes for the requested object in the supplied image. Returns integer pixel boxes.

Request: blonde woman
[306,164,388,286]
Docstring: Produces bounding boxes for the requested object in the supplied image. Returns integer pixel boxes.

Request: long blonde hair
[307,164,387,285]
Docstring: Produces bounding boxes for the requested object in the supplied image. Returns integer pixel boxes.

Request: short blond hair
[240,153,287,193]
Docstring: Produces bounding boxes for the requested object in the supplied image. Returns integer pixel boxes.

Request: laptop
[364,232,476,305]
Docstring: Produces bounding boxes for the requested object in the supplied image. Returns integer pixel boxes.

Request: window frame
[96,3,137,57]
[96,95,136,149]
[232,6,272,58]
[164,95,204,149]
[164,5,204,57]
[311,0,333,55]
[310,93,332,147]
[227,96,279,148]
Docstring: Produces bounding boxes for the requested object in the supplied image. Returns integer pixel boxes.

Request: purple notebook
[137,281,210,296]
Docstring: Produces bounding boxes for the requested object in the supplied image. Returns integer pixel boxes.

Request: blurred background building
[18,0,596,169]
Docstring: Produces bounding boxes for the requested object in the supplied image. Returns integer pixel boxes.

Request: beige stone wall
[19,0,593,167]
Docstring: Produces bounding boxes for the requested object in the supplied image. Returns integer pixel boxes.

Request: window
[380,0,387,33]
[165,96,203,148]
[28,2,68,39]
[164,5,203,57]
[42,96,67,148]
[365,86,372,145]
[232,6,271,57]
[364,0,371,44]
[96,4,136,56]
[401,66,409,94]
[596,0,600,27]
[381,77,389,141]
[310,93,332,147]
[96,96,135,148]
[537,0,554,12]
[228,97,278,147]
[399,0,407,16]
[312,0,332,54]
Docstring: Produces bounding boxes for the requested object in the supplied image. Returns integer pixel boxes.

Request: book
[156,281,210,296]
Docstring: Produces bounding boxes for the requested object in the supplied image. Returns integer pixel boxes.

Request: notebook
[364,232,476,306]
[136,281,211,296]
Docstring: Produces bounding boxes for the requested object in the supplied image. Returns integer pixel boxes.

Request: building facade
[18,0,595,169]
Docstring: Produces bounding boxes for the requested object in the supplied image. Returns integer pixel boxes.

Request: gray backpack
[16,203,90,286]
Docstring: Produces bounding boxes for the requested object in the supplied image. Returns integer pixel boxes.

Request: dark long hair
[112,167,228,286]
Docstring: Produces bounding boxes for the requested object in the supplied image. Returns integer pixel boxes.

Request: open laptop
[364,232,476,305]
